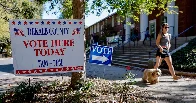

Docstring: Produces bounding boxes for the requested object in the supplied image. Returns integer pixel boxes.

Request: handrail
[149,24,196,59]
[172,24,196,39]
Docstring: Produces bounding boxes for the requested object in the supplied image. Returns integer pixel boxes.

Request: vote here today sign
[9,19,84,75]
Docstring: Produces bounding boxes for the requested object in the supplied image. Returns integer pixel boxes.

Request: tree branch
[0,3,12,11]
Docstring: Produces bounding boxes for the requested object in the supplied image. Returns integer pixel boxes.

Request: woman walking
[154,23,180,80]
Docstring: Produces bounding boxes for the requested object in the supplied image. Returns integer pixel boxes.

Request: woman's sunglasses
[164,27,169,29]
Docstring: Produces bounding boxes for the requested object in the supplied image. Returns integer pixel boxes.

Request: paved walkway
[134,76,196,103]
[0,58,196,102]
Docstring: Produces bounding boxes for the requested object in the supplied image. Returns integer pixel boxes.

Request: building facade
[85,13,126,42]
[85,0,196,43]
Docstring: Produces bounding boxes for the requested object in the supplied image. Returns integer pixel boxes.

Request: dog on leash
[142,69,162,84]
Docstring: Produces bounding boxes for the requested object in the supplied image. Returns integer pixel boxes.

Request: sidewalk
[0,58,196,102]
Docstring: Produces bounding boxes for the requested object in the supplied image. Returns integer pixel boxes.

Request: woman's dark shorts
[156,48,170,58]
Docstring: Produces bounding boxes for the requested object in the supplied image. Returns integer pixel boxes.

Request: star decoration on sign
[79,21,82,24]
[58,21,61,25]
[18,21,21,25]
[35,22,39,24]
[12,21,15,25]
[63,21,66,25]
[47,21,50,25]
[41,21,44,25]
[24,21,27,25]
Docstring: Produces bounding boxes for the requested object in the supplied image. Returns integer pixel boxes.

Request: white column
[167,1,175,37]
[125,17,131,42]
[140,14,148,41]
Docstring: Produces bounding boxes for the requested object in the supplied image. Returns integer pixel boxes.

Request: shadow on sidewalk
[0,64,14,74]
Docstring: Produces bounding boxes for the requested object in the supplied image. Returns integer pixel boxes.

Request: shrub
[171,37,196,72]
[0,81,43,103]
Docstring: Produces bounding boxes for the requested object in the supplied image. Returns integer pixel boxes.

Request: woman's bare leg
[164,56,180,80]
[154,56,163,69]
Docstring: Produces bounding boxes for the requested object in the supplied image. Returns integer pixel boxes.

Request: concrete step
[113,56,152,62]
[115,46,155,49]
[113,51,154,55]
[130,59,148,64]
[112,58,148,66]
[114,50,153,53]
[111,62,129,67]
[112,62,147,68]
[129,62,148,68]
[114,48,155,52]
[112,58,130,61]
[113,59,148,65]
[112,59,130,62]
[130,57,150,61]
[112,62,130,67]
[112,52,156,58]
[112,60,130,64]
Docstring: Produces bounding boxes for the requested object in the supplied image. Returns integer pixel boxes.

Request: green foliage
[59,0,73,19]
[0,81,43,103]
[64,81,94,103]
[0,0,44,20]
[86,0,178,22]
[0,0,48,56]
[172,37,196,72]
[125,71,136,84]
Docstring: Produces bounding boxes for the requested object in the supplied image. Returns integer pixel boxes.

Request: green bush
[0,81,43,103]
[171,37,196,72]
[0,36,12,57]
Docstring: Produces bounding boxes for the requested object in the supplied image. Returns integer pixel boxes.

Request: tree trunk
[70,0,86,89]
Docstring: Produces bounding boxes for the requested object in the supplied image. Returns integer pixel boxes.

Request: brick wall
[85,13,125,41]
[175,0,196,36]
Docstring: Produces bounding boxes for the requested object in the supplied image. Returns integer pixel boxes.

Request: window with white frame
[101,25,103,34]
[112,16,114,27]
[117,16,120,25]
[90,27,91,34]
[94,25,96,33]
[97,23,99,32]
[90,26,92,34]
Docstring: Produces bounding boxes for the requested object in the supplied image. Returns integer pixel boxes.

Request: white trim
[149,19,156,39]
[97,23,100,32]
[112,16,114,27]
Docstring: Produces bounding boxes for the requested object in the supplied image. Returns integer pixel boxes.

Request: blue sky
[85,10,115,27]
[42,1,113,27]
[42,2,61,19]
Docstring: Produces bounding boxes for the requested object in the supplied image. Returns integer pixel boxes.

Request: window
[117,16,120,25]
[90,27,92,34]
[101,25,103,34]
[97,23,99,32]
[94,25,96,33]
[112,16,114,27]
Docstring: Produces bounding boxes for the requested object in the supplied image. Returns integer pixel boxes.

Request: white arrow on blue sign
[89,44,113,66]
